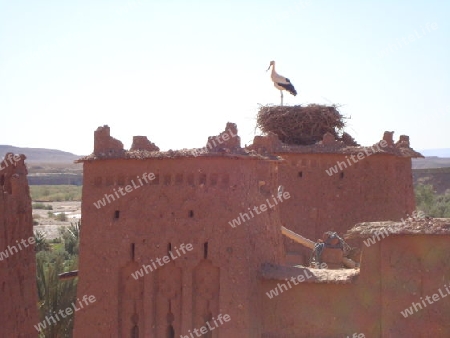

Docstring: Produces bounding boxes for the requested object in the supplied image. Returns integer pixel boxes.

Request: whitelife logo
[265,264,327,299]
[34,295,96,333]
[93,172,155,209]
[131,243,193,280]
[0,236,35,261]
[325,141,388,176]
[180,313,231,338]
[0,153,22,170]
[190,127,238,157]
[363,210,425,247]
[401,283,450,318]
[228,190,291,228]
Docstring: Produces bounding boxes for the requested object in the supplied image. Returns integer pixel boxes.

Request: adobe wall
[74,155,284,338]
[0,153,38,337]
[379,235,450,337]
[260,247,381,337]
[260,234,450,337]
[277,153,415,264]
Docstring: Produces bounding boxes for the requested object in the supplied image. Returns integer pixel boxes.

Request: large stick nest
[257,104,358,146]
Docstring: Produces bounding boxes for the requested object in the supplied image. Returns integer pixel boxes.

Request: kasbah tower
[73,119,421,337]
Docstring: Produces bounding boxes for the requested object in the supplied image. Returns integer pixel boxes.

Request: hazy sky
[1,0,449,155]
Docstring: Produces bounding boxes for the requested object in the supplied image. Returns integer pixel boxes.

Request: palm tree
[34,230,51,252]
[36,251,78,338]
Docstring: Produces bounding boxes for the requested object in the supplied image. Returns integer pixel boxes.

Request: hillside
[413,167,450,195]
[1,145,83,185]
[412,157,450,169]
[0,145,81,163]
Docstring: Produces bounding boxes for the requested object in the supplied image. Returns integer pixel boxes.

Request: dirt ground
[32,201,81,239]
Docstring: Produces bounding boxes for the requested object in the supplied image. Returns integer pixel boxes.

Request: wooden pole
[281,226,315,249]
[281,226,357,268]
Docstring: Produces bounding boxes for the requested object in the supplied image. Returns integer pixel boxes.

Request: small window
[175,173,183,185]
[210,173,218,186]
[166,325,174,338]
[131,243,135,261]
[106,176,114,186]
[340,172,344,179]
[187,173,195,186]
[298,171,303,178]
[168,243,172,254]
[131,325,139,338]
[115,210,120,219]
[188,210,194,218]
[151,174,160,185]
[199,173,207,185]
[204,242,208,259]
[221,174,230,187]
[164,174,172,185]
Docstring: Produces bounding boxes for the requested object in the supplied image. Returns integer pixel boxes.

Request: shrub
[55,213,67,222]
[59,221,81,256]
[415,184,450,218]
[32,214,40,226]
[32,203,53,210]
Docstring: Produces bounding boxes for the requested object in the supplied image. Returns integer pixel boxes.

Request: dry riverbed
[33,201,81,239]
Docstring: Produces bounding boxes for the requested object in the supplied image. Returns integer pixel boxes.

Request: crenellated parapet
[130,136,160,152]
[94,125,125,156]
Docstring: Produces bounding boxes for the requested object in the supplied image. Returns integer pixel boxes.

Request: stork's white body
[267,61,297,106]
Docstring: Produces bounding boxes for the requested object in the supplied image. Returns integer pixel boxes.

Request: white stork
[266,60,297,106]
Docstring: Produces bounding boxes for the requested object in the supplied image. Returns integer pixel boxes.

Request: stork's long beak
[266,65,271,72]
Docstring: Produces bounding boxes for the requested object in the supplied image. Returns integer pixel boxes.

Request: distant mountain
[0,145,81,163]
[419,148,450,157]
[413,157,450,169]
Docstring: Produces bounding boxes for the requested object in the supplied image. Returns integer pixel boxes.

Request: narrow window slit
[204,242,208,259]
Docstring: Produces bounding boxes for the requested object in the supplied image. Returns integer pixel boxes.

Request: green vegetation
[32,214,41,226]
[59,221,81,256]
[32,203,53,210]
[30,185,82,202]
[55,213,68,222]
[46,212,69,222]
[34,230,51,252]
[415,184,450,218]
[35,222,80,338]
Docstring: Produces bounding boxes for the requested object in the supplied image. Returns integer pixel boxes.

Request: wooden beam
[281,226,315,249]
[281,226,358,269]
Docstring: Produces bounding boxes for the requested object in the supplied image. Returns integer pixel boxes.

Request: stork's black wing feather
[277,82,297,96]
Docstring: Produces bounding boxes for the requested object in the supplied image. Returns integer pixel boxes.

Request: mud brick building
[249,130,421,265]
[72,123,450,338]
[74,124,285,337]
[0,153,38,337]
